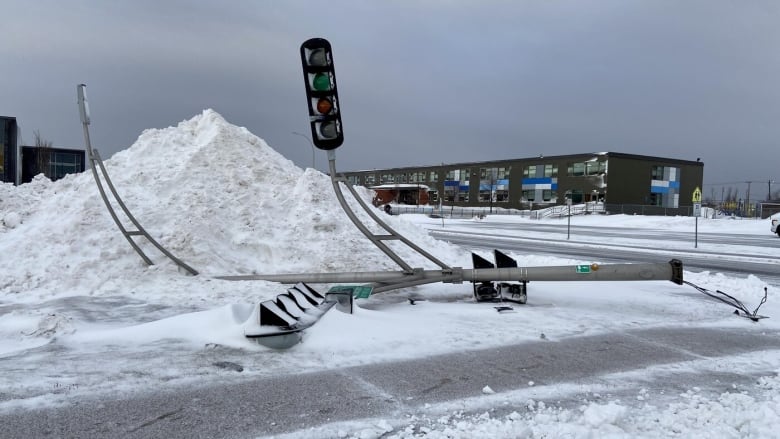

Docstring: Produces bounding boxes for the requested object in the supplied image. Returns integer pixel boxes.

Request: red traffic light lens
[308,48,328,67]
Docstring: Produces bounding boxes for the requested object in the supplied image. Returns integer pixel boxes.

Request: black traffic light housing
[300,38,344,150]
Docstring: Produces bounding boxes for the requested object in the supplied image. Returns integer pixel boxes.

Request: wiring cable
[684,281,769,321]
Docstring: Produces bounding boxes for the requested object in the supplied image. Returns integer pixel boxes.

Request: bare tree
[33,130,53,179]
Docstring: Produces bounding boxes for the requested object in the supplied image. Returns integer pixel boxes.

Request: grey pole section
[77,85,154,266]
[77,84,198,275]
[218,259,683,288]
[326,149,451,272]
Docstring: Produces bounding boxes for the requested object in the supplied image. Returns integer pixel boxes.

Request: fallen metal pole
[218,259,683,286]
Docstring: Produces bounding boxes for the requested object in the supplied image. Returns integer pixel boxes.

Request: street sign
[692,186,702,203]
[328,285,373,299]
[575,265,591,274]
[693,203,701,217]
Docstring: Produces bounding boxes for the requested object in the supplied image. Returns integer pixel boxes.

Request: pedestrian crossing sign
[692,187,702,203]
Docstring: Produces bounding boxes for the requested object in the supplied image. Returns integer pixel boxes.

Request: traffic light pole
[76,84,198,275]
[326,150,451,272]
[219,258,683,290]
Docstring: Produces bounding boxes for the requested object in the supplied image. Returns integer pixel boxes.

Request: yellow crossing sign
[692,187,702,203]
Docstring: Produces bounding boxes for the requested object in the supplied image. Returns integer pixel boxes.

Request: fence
[385,202,769,219]
[387,202,604,218]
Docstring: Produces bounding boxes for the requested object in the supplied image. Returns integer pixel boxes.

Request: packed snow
[1,110,779,438]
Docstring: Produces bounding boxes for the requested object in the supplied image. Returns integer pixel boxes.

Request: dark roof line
[345,151,702,174]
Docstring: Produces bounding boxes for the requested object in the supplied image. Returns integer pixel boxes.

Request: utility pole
[746,181,752,218]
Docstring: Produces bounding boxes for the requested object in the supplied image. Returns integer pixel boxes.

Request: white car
[772,218,779,236]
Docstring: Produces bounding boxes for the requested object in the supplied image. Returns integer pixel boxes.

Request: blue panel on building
[522,177,553,185]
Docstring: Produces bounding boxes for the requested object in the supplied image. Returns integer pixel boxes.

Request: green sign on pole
[575,265,591,274]
[328,285,373,299]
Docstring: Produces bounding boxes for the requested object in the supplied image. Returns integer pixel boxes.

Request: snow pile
[380,374,780,438]
[0,109,461,302]
[271,374,780,438]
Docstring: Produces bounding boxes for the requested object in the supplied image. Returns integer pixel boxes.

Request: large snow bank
[0,109,462,303]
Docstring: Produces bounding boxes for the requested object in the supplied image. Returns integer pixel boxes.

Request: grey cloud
[2,0,778,197]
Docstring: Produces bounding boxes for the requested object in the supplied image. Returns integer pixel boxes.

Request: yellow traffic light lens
[316,98,333,114]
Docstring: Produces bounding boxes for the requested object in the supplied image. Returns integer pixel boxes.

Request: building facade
[342,152,704,214]
[20,146,86,183]
[1,116,19,184]
[1,115,86,185]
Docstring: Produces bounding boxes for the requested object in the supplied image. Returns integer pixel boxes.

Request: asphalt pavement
[2,326,779,438]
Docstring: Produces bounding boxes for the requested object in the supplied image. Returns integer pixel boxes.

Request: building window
[569,161,605,176]
[565,189,584,203]
[479,167,510,204]
[365,175,376,185]
[523,165,536,178]
[651,165,665,180]
[569,162,586,176]
[544,164,558,177]
[587,161,606,175]
[444,168,470,202]
[458,187,469,202]
[650,165,680,208]
[0,123,6,181]
[429,171,438,182]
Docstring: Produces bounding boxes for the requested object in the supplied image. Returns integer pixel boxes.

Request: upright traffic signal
[300,38,343,150]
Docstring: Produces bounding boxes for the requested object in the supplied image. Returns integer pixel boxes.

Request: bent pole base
[326,150,451,273]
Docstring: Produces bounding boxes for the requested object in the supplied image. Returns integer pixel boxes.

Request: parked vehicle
[772,217,779,236]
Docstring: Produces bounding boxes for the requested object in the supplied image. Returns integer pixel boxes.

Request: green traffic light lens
[312,73,331,91]
[319,121,338,139]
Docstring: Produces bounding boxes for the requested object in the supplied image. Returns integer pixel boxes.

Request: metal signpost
[692,186,702,248]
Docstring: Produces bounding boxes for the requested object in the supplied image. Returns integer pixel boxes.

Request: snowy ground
[1,110,779,438]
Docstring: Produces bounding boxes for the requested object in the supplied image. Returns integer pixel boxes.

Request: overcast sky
[2,1,779,200]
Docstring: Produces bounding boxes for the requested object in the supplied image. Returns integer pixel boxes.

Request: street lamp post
[291,131,315,170]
